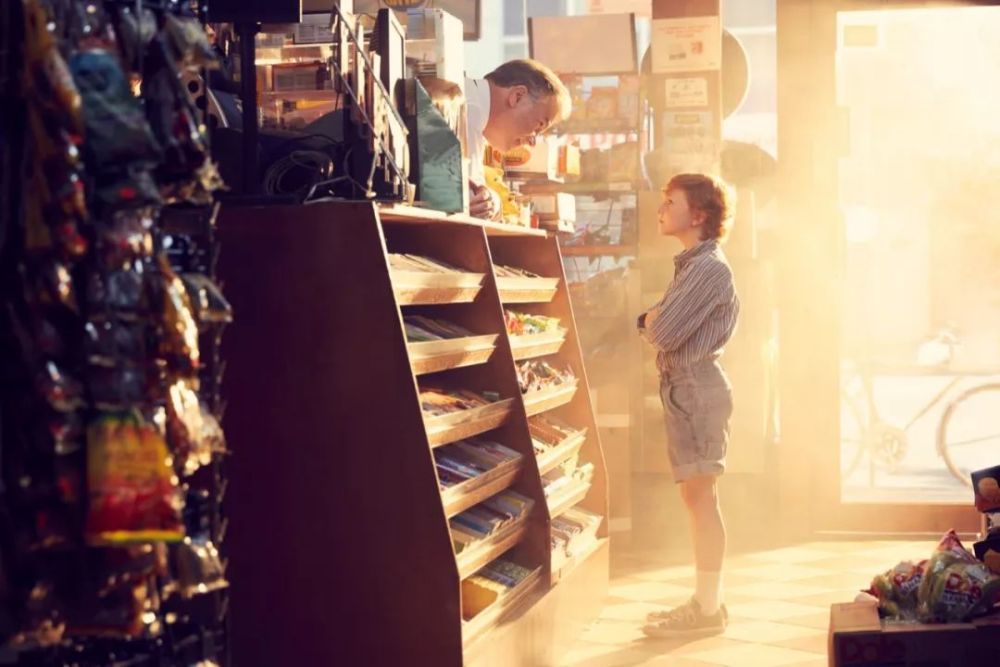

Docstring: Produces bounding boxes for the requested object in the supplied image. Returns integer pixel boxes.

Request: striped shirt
[640,240,740,371]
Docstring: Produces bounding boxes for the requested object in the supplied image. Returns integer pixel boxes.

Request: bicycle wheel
[937,383,1000,486]
[840,381,868,477]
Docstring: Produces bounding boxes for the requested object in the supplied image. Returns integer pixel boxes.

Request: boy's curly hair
[665,173,735,241]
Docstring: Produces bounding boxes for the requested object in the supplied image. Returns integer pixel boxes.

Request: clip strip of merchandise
[0,1,230,665]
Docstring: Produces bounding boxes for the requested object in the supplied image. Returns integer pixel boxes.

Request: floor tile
[772,632,831,654]
[726,563,834,581]
[781,611,834,631]
[558,643,663,667]
[721,620,825,644]
[741,546,841,564]
[726,600,828,622]
[599,601,670,623]
[639,636,750,657]
[684,643,824,666]
[725,581,836,600]
[578,619,649,645]
[611,581,696,602]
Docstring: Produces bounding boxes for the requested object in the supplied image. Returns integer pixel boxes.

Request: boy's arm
[645,261,730,352]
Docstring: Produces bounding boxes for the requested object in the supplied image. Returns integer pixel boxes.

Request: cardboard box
[504,138,561,180]
[829,601,1000,666]
[531,193,576,223]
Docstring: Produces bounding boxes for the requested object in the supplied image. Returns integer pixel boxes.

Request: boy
[638,173,740,638]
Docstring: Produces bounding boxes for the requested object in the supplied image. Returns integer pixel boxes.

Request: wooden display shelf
[496,275,560,304]
[551,537,606,586]
[546,480,592,520]
[535,430,587,476]
[523,382,578,417]
[379,204,547,238]
[392,270,485,305]
[462,566,544,648]
[424,398,515,448]
[455,519,531,580]
[510,329,566,361]
[408,334,499,375]
[441,457,523,518]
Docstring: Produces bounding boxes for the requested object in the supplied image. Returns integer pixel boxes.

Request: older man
[464,59,571,219]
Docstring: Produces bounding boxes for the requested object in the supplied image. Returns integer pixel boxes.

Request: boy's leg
[679,474,726,615]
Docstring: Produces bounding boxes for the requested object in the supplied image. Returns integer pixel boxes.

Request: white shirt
[464,77,491,186]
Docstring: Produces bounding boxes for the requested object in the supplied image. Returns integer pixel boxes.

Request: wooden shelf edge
[456,521,530,580]
[395,286,482,306]
[523,383,579,418]
[536,431,587,476]
[441,460,523,518]
[425,399,515,448]
[510,331,566,361]
[546,481,592,520]
[551,537,607,586]
[462,568,544,648]
[409,338,498,375]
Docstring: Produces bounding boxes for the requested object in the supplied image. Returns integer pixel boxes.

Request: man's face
[485,86,562,152]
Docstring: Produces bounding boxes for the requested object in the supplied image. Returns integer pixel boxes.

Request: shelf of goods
[217,202,608,667]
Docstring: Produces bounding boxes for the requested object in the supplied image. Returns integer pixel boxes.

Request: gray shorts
[659,359,733,483]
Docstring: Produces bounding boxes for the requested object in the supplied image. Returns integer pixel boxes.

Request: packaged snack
[916,530,1000,622]
[172,536,228,599]
[96,207,155,269]
[866,560,926,620]
[88,365,148,410]
[167,379,226,476]
[973,536,1000,576]
[86,267,147,316]
[85,411,184,545]
[155,257,200,373]
[972,465,1000,512]
[37,361,85,412]
[180,274,233,325]
[84,319,146,366]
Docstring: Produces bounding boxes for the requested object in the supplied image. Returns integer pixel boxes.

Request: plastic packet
[180,274,233,325]
[88,365,148,410]
[84,319,146,366]
[36,361,85,412]
[155,257,200,374]
[916,530,1000,622]
[34,259,79,314]
[172,536,228,599]
[167,379,220,475]
[85,411,184,545]
[97,207,156,269]
[86,266,147,316]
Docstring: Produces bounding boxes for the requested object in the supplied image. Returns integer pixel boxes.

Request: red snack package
[916,530,1000,622]
[867,560,927,620]
[85,411,184,545]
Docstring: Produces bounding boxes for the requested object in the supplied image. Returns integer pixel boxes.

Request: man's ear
[507,84,528,107]
[691,209,707,227]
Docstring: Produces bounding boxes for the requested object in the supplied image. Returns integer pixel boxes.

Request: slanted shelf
[389,252,486,304]
[495,264,560,304]
[218,200,606,667]
[488,233,610,591]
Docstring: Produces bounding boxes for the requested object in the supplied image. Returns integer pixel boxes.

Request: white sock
[694,570,723,615]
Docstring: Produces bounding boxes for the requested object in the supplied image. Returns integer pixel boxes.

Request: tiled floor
[557,539,934,666]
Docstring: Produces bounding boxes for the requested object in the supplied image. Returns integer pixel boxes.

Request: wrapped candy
[915,530,1000,622]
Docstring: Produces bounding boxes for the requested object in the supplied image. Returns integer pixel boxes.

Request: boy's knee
[680,477,719,509]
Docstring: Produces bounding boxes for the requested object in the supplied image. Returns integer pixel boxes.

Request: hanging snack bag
[85,411,184,544]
